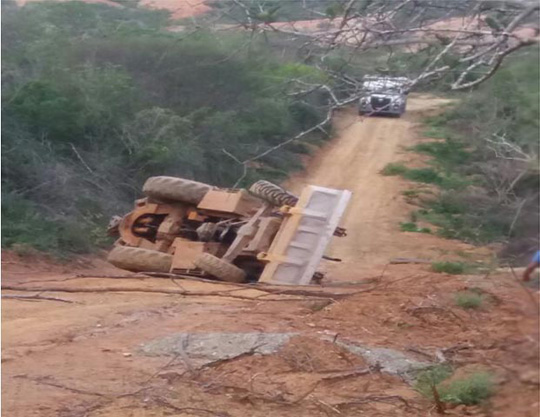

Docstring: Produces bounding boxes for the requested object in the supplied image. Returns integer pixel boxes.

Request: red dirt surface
[141,0,210,19]
[3,96,539,416]
[17,0,122,7]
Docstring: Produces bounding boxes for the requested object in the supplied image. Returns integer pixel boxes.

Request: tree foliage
[412,48,539,255]
[1,1,326,254]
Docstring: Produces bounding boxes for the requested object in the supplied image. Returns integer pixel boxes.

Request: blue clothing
[533,250,540,265]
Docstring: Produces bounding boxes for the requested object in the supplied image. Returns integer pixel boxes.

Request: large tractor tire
[194,253,247,283]
[249,180,298,207]
[143,176,212,205]
[107,246,172,273]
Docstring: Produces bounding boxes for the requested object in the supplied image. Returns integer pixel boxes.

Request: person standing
[523,250,540,281]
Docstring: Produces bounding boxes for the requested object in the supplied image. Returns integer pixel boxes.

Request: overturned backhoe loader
[107,177,351,285]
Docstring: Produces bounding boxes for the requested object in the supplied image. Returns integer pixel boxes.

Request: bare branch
[486,133,535,162]
[452,37,538,89]
[2,294,76,303]
[208,0,538,187]
[249,105,333,163]
[70,143,95,175]
[223,0,538,90]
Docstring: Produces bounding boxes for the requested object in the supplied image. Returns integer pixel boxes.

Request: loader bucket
[258,185,351,285]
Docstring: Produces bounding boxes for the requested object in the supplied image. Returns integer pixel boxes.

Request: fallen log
[389,257,432,264]
[26,272,376,298]
[1,284,342,302]
[2,294,76,303]
[137,272,379,294]
[319,366,374,382]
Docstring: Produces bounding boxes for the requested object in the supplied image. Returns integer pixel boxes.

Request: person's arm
[523,262,537,282]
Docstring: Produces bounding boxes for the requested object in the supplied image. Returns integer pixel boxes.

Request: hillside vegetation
[1,1,326,255]
[2,1,538,259]
[393,49,539,259]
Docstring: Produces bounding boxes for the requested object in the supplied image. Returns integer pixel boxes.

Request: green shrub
[439,174,472,190]
[416,367,495,406]
[418,192,512,244]
[429,192,467,215]
[404,168,442,185]
[411,49,540,248]
[439,373,495,405]
[400,222,431,233]
[383,164,461,188]
[431,261,466,275]
[422,126,447,139]
[414,365,453,398]
[381,163,408,176]
[412,139,470,170]
[400,222,417,232]
[1,192,97,256]
[454,291,483,309]
[205,0,331,22]
[402,189,420,198]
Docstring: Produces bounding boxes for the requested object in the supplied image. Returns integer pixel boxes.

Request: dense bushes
[402,48,539,257]
[1,1,327,255]
[205,0,331,23]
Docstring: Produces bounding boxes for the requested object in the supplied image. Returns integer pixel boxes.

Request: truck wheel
[249,180,298,207]
[194,253,247,283]
[143,176,212,205]
[107,246,172,273]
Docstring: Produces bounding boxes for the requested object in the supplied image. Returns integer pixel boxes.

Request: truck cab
[358,76,410,117]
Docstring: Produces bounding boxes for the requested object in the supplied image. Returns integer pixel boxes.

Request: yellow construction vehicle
[107,176,351,285]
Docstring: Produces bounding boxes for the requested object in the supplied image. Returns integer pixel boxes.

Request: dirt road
[287,95,485,278]
[3,96,539,417]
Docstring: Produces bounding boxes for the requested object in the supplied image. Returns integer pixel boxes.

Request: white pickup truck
[358,76,410,117]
